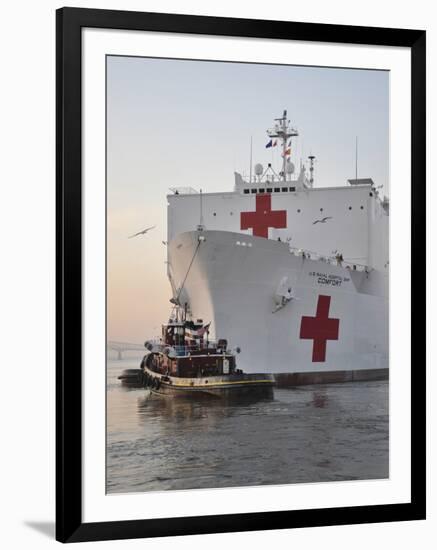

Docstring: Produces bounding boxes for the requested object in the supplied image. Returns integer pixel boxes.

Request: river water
[107,357,388,494]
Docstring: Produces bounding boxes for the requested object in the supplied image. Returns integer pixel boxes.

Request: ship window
[282,187,288,192]
[297,209,301,213]
[258,188,265,193]
[251,189,257,194]
[320,208,323,212]
[213,212,216,216]
[244,189,249,194]
[360,205,364,210]
[274,188,280,192]
[267,188,273,193]
[289,186,296,192]
[348,206,352,210]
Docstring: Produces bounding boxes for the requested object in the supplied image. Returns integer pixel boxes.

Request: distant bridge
[107,341,145,360]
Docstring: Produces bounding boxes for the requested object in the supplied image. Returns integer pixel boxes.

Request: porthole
[348,206,352,210]
[213,212,216,216]
[320,208,323,212]
[360,206,364,210]
[297,209,301,213]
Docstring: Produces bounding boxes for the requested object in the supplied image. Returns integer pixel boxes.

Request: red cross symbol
[300,295,340,362]
[240,194,287,238]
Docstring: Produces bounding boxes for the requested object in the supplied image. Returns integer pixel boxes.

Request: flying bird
[312,216,333,225]
[128,225,156,239]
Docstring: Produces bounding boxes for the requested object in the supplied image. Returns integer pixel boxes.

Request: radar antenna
[249,136,253,184]
[267,109,298,182]
[308,155,316,187]
[197,189,204,231]
[355,136,358,181]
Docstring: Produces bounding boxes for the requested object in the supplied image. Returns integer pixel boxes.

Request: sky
[106,55,389,343]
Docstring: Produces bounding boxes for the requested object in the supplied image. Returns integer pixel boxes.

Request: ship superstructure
[165,111,389,383]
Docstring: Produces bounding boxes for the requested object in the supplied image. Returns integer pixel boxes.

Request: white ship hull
[168,230,388,380]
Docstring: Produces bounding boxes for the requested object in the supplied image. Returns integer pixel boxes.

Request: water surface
[107,358,388,493]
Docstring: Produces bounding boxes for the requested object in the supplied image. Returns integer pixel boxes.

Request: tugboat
[119,308,275,399]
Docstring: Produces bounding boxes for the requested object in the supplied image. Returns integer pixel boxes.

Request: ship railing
[172,342,225,356]
[146,339,225,353]
[287,246,370,272]
[168,187,199,195]
[239,174,289,185]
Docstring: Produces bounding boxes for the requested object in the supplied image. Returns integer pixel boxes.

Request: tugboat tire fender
[143,372,149,388]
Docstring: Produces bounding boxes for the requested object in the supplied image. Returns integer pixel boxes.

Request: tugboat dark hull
[143,365,275,399]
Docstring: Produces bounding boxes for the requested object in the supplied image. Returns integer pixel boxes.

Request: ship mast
[267,110,298,181]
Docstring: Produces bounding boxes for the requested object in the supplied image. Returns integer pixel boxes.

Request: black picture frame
[56,7,426,543]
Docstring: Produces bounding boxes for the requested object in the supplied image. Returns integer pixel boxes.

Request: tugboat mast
[267,110,298,181]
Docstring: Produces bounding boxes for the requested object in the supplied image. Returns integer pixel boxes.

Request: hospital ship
[165,111,389,385]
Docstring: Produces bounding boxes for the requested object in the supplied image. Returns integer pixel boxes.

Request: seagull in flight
[128,225,156,239]
[312,216,333,225]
